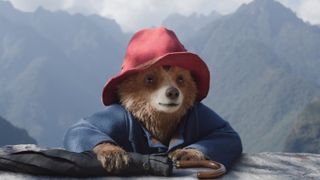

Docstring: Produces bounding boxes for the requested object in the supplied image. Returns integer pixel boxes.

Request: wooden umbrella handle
[175,160,226,179]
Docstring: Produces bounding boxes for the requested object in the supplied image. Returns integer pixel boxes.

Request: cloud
[297,0,320,25]
[98,0,236,32]
[3,0,105,14]
[4,0,70,11]
[2,0,253,32]
[272,0,320,25]
[2,0,320,32]
[100,0,255,32]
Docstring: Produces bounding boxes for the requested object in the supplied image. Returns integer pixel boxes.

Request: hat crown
[122,27,186,71]
[102,26,210,106]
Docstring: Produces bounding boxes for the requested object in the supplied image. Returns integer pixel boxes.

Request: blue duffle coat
[63,103,242,169]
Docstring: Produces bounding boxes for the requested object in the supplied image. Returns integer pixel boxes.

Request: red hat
[102,27,210,106]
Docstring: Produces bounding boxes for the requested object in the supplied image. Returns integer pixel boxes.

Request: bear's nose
[166,86,179,100]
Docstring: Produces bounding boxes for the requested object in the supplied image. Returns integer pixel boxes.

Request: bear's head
[117,65,197,144]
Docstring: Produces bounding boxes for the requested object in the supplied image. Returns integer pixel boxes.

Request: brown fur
[117,66,197,145]
[168,148,206,161]
[93,143,129,173]
[94,65,204,172]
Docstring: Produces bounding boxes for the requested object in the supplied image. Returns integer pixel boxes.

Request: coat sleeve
[63,104,128,153]
[186,103,242,170]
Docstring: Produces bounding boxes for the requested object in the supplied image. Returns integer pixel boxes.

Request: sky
[1,0,320,32]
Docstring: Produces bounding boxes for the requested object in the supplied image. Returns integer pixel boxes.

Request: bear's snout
[166,86,179,100]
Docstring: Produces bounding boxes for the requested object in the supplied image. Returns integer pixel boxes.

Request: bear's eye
[177,75,184,84]
[145,74,155,84]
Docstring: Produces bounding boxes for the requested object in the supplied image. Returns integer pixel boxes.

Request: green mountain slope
[284,99,320,153]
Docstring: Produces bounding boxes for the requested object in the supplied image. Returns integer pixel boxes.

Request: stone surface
[222,152,320,180]
[1,145,319,180]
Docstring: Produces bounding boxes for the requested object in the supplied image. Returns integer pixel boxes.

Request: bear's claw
[169,148,206,162]
[93,143,129,173]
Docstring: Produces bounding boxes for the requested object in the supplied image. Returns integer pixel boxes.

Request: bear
[64,27,242,174]
[93,65,205,172]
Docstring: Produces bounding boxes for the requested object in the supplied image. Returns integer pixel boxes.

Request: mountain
[187,0,320,84]
[0,116,36,146]
[162,12,221,43]
[0,1,129,146]
[284,98,320,153]
[1,0,320,152]
[181,0,320,152]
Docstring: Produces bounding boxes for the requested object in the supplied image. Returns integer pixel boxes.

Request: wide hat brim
[102,52,210,106]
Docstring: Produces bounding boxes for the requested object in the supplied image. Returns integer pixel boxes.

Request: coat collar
[126,109,187,153]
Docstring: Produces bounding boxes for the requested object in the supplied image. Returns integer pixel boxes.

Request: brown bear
[94,65,204,171]
[64,27,242,174]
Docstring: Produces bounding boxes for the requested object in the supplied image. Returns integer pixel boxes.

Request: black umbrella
[0,145,225,179]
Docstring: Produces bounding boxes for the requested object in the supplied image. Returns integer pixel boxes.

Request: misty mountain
[188,0,320,84]
[162,12,221,43]
[0,116,36,146]
[1,0,320,153]
[0,1,129,146]
[284,98,320,153]
[174,0,320,152]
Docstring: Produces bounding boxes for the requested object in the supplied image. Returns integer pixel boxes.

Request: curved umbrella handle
[175,160,226,179]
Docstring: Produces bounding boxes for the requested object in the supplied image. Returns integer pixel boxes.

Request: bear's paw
[93,143,129,173]
[169,148,206,161]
